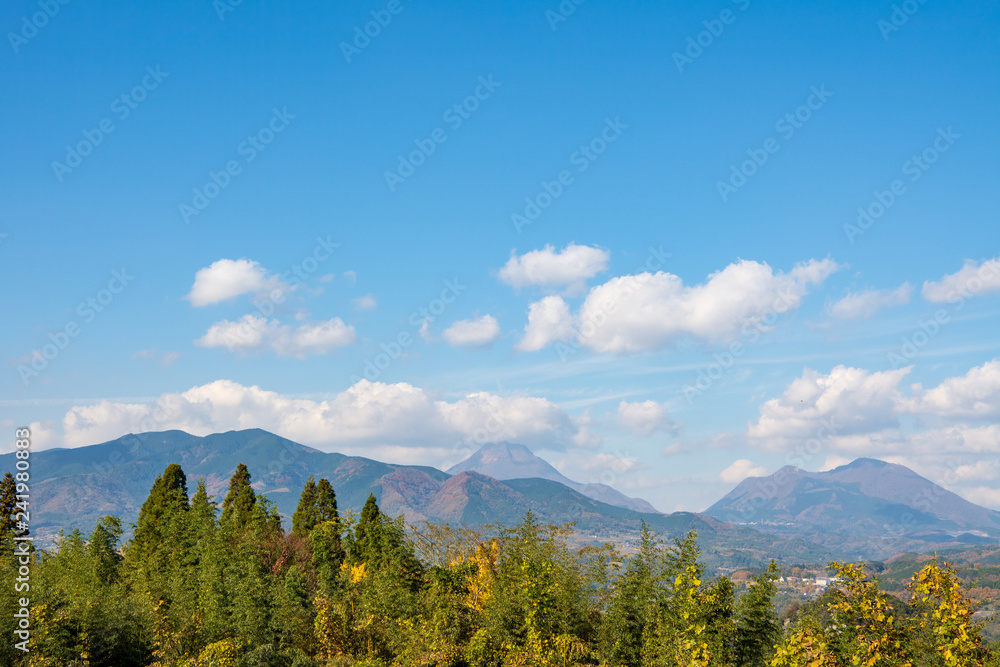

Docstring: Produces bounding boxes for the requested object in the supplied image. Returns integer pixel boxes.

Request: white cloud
[516,296,574,352]
[748,365,911,449]
[827,283,912,320]
[572,258,840,353]
[498,243,609,294]
[571,408,603,448]
[352,294,377,311]
[616,400,677,437]
[40,380,587,467]
[186,259,291,307]
[195,314,356,358]
[958,487,1000,509]
[719,459,768,485]
[553,450,639,484]
[908,359,1000,419]
[818,454,851,471]
[922,256,1000,303]
[442,315,501,348]
[950,460,999,482]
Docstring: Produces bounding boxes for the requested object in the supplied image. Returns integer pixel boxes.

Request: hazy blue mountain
[1,428,836,572]
[446,441,659,513]
[706,457,1000,559]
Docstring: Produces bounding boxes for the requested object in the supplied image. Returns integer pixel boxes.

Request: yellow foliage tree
[909,559,985,667]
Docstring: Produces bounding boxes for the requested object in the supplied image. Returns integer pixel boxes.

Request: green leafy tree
[735,560,782,667]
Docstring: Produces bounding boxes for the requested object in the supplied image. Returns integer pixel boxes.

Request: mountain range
[706,458,1000,560]
[5,428,999,566]
[2,428,832,572]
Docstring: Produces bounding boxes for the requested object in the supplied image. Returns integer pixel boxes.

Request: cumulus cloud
[908,359,1000,419]
[827,283,912,320]
[521,258,839,354]
[186,259,291,307]
[36,380,587,468]
[748,365,910,448]
[442,315,501,348]
[516,296,574,352]
[498,243,609,294]
[719,459,768,485]
[195,314,356,358]
[616,400,677,437]
[553,450,640,485]
[922,256,1000,303]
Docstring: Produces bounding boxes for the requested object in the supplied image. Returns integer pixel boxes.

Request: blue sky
[3,0,1000,513]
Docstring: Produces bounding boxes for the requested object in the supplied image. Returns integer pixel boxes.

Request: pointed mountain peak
[447,441,564,479]
[447,441,661,514]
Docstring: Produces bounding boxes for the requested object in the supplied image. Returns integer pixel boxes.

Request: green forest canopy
[0,464,994,667]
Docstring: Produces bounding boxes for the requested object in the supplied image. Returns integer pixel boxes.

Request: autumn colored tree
[908,558,986,667]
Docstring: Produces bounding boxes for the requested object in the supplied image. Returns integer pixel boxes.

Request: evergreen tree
[734,560,782,667]
[89,516,124,585]
[189,478,218,548]
[291,475,317,537]
[351,492,384,563]
[0,472,18,539]
[220,463,257,532]
[125,464,196,663]
[129,463,189,565]
[602,522,660,667]
[315,477,339,525]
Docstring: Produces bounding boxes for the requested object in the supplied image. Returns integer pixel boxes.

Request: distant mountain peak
[706,456,1000,560]
[448,441,660,514]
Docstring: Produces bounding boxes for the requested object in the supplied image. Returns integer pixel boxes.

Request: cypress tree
[130,463,189,566]
[351,493,383,563]
[315,478,339,526]
[291,475,317,537]
[220,463,257,532]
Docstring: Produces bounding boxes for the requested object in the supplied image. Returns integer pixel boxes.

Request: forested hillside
[0,463,995,666]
